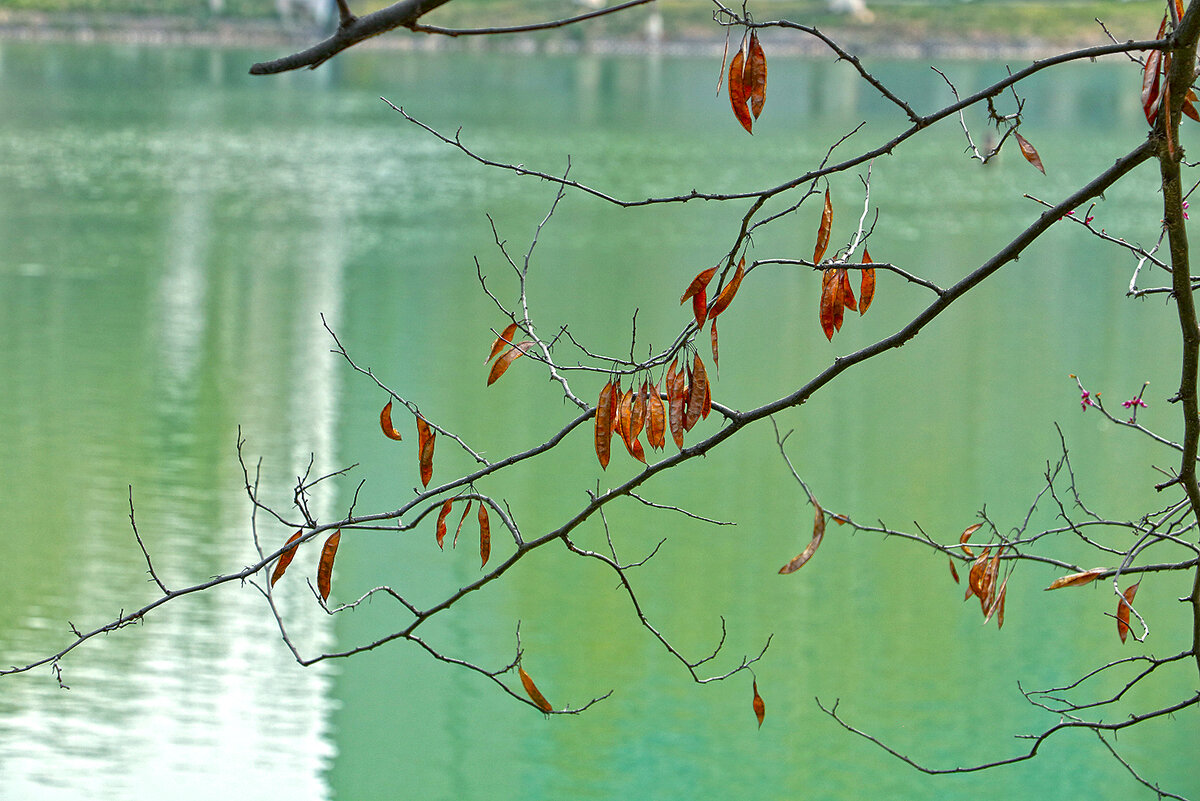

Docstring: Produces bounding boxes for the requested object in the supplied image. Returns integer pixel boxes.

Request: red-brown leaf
[630,381,648,441]
[1184,91,1200,122]
[779,500,826,574]
[416,414,435,488]
[487,340,536,386]
[1117,581,1140,643]
[859,250,875,315]
[692,289,708,328]
[668,361,686,449]
[839,267,857,312]
[685,355,706,430]
[746,32,767,120]
[478,503,491,568]
[453,500,473,548]
[710,319,719,369]
[680,267,718,305]
[1142,16,1167,125]
[647,382,666,450]
[486,322,521,364]
[814,189,833,264]
[948,556,960,584]
[728,47,753,134]
[595,381,614,469]
[708,257,745,320]
[316,530,341,602]
[270,531,303,587]
[1013,132,1045,175]
[618,386,634,450]
[435,499,453,549]
[380,400,403,441]
[1045,567,1107,590]
[752,679,766,728]
[819,268,841,341]
[959,523,982,557]
[519,666,554,713]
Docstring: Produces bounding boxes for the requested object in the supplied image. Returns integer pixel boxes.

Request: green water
[0,41,1196,800]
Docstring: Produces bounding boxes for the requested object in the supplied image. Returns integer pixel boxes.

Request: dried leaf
[680,267,717,305]
[379,400,403,441]
[839,267,857,312]
[316,530,341,602]
[710,319,719,369]
[966,547,991,604]
[416,414,435,488]
[948,556,960,584]
[1142,16,1168,125]
[435,499,453,549]
[478,503,491,568]
[728,47,753,134]
[819,268,841,341]
[618,387,634,450]
[708,257,745,320]
[779,500,826,574]
[746,32,767,120]
[814,189,833,264]
[692,289,708,328]
[270,531,303,587]
[959,523,982,557]
[486,322,521,364]
[1117,581,1140,643]
[647,382,666,450]
[685,355,707,431]
[716,26,730,96]
[487,340,536,386]
[519,666,554,713]
[1045,567,1107,590]
[1013,132,1045,175]
[752,679,766,728]
[984,575,1008,627]
[831,514,851,525]
[1184,93,1200,122]
[997,581,1007,628]
[595,381,614,469]
[453,500,473,548]
[859,250,875,315]
[630,436,647,464]
[668,361,686,449]
[630,381,648,441]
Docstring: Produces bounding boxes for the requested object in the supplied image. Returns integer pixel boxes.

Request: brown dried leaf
[680,267,718,305]
[708,257,745,320]
[478,503,491,568]
[379,400,403,441]
[779,500,826,574]
[270,531,303,587]
[728,47,753,134]
[948,556,960,584]
[453,500,473,548]
[814,189,833,264]
[486,322,521,364]
[487,340,536,386]
[595,381,614,469]
[1013,132,1045,175]
[519,666,554,713]
[416,414,435,488]
[630,381,648,441]
[747,32,767,120]
[959,523,982,557]
[966,547,991,604]
[752,679,766,728]
[819,268,841,341]
[686,355,707,430]
[1117,581,1140,643]
[316,530,341,602]
[1142,16,1167,125]
[668,361,686,449]
[435,499,453,549]
[647,382,666,450]
[1184,92,1200,122]
[859,250,875,315]
[984,575,1008,627]
[1045,567,1107,590]
[692,289,708,328]
[839,268,857,313]
[618,386,634,450]
[710,319,719,369]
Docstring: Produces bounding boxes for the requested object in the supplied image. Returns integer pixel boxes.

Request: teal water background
[0,40,1197,800]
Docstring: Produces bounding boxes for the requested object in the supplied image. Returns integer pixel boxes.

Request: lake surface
[0,39,1197,800]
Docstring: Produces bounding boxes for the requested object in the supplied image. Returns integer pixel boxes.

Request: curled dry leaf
[630,381,648,442]
[478,503,491,568]
[487,341,536,386]
[839,268,857,313]
[647,382,666,450]
[686,355,707,431]
[486,322,521,364]
[965,547,991,606]
[752,680,766,728]
[746,32,767,120]
[819,268,841,341]
[708,258,745,320]
[859,249,875,315]
[814,189,833,264]
[983,575,1008,627]
[379,400,403,441]
[618,387,634,450]
[779,499,826,574]
[728,47,753,134]
[316,530,341,602]
[519,666,554,713]
[959,523,982,557]
[692,290,708,328]
[710,319,719,369]
[595,381,615,469]
[1183,89,1200,122]
[453,500,473,548]
[948,556,960,584]
[1045,567,1107,590]
[1142,15,1168,126]
[269,531,303,587]
[1117,581,1140,644]
[1013,132,1045,175]
[436,499,453,549]
[667,360,686,449]
[416,414,435,488]
[680,266,718,305]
